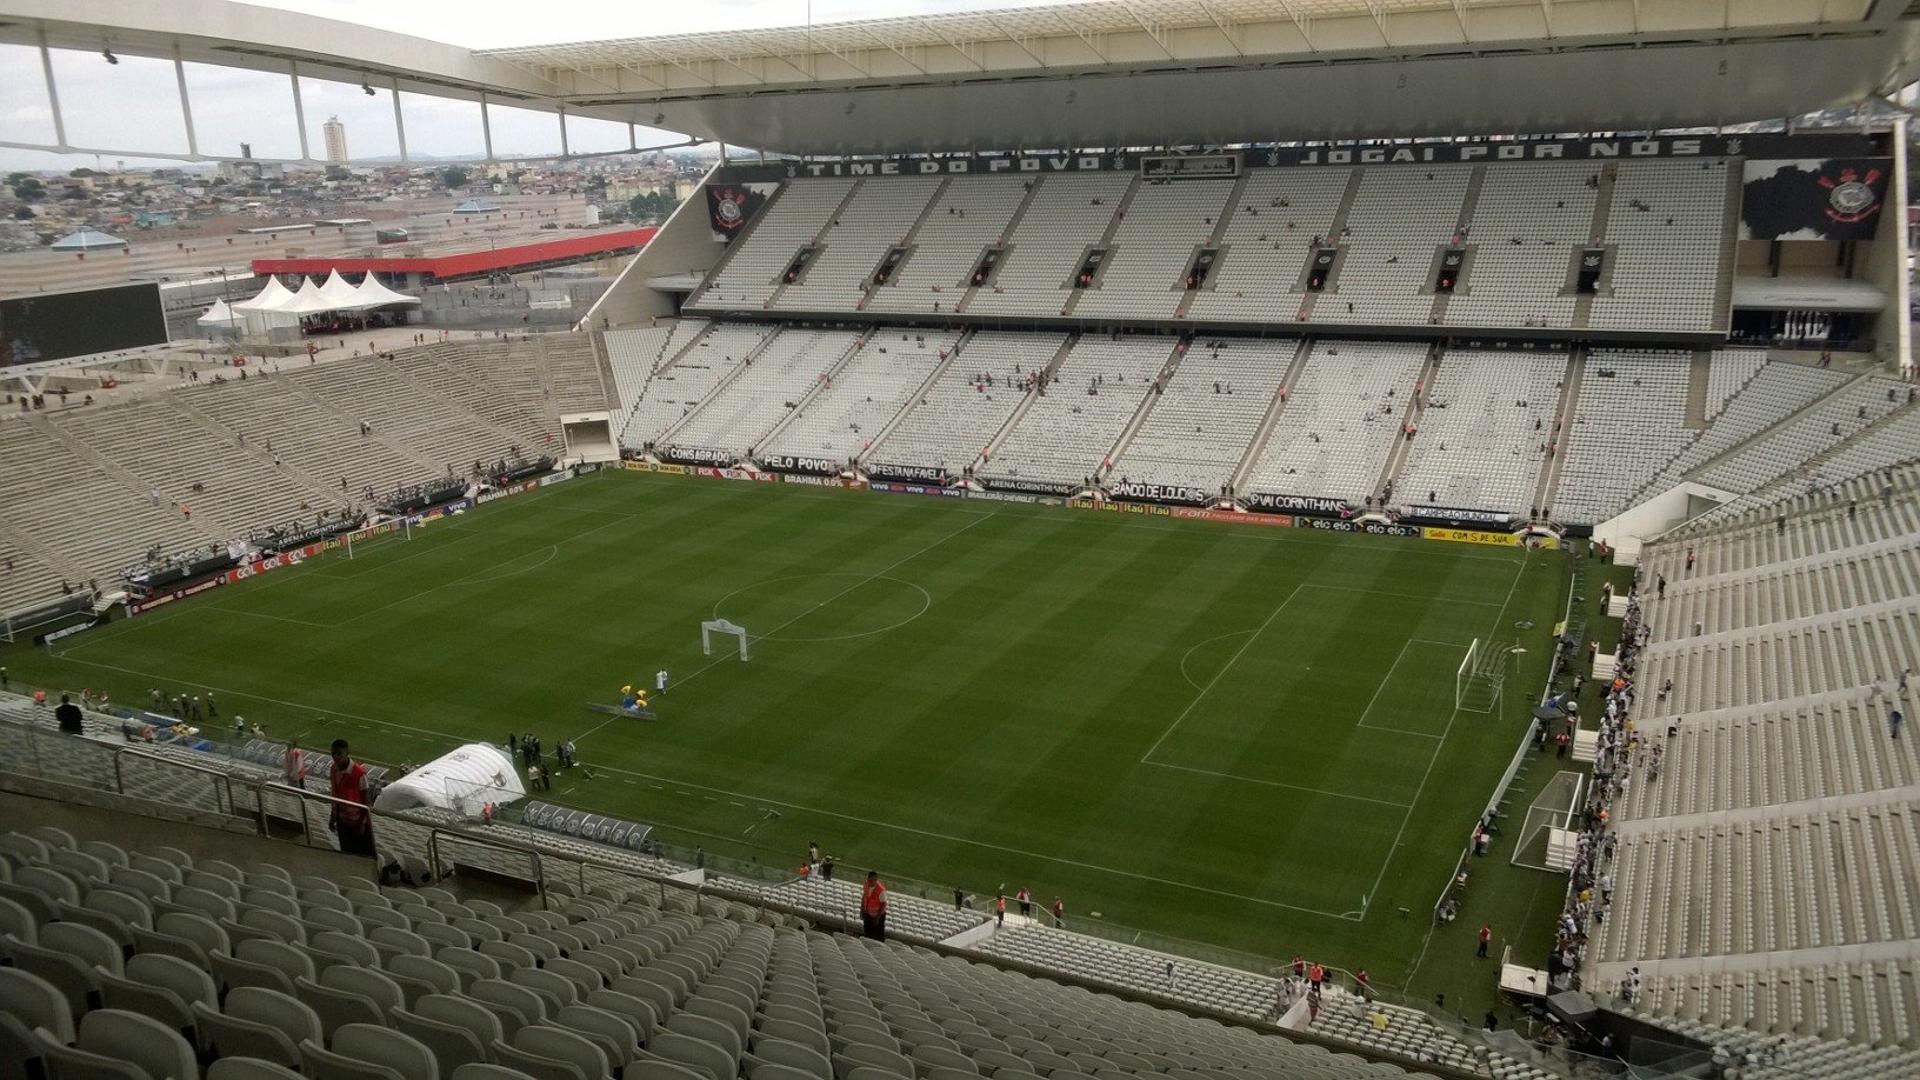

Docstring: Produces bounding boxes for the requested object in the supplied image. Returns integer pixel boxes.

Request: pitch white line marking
[1143,761,1413,809]
[1356,552,1534,915]
[1139,584,1303,763]
[654,511,998,695]
[1353,638,1467,739]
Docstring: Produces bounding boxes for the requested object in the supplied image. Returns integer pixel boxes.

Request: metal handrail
[111,743,240,816]
[423,824,549,911]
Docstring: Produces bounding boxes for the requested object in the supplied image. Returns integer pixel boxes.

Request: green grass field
[5,470,1572,1008]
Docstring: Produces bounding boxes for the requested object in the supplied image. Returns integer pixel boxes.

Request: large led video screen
[0,282,168,366]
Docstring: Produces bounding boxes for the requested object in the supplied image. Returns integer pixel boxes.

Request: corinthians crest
[711,188,750,230]
[1819,165,1882,225]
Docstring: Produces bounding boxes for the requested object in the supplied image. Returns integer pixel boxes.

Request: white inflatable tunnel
[372,742,524,817]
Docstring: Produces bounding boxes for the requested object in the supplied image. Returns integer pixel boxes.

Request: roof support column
[289,61,311,161]
[627,122,636,151]
[480,92,494,160]
[558,103,569,156]
[38,33,67,149]
[390,76,408,162]
[174,48,199,159]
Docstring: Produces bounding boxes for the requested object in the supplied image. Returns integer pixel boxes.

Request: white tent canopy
[316,269,363,309]
[350,274,420,308]
[281,277,335,316]
[196,298,240,329]
[232,275,297,312]
[372,742,524,816]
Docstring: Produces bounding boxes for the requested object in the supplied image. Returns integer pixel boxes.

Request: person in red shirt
[1477,923,1493,958]
[861,871,888,941]
[1050,896,1064,928]
[994,893,1007,926]
[1293,955,1306,979]
[1016,886,1031,918]
[1354,969,1371,998]
[1308,963,1325,989]
[329,739,375,857]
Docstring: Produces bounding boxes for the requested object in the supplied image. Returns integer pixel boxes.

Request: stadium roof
[49,229,127,251]
[0,0,1914,158]
[479,0,1880,77]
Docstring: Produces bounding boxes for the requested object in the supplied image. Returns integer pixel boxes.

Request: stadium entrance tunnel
[711,572,931,643]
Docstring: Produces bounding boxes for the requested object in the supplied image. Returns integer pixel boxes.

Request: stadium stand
[689,159,1736,336]
[399,342,557,450]
[698,178,858,308]
[620,324,774,451]
[0,418,210,587]
[966,174,1135,317]
[1578,463,1920,1051]
[1108,337,1296,496]
[665,329,866,458]
[1440,165,1597,331]
[864,177,1026,314]
[0,703,1544,1080]
[1072,179,1234,320]
[1185,168,1351,323]
[1585,160,1732,334]
[1242,340,1427,504]
[1392,349,1565,517]
[1328,166,1471,326]
[1550,349,1694,525]
[758,329,963,469]
[866,331,1067,478]
[772,178,942,312]
[544,336,612,415]
[982,334,1174,489]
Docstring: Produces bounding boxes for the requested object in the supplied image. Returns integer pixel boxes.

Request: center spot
[711,573,931,643]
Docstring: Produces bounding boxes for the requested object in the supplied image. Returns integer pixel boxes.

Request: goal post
[701,619,750,662]
[1513,770,1586,871]
[1456,637,1508,714]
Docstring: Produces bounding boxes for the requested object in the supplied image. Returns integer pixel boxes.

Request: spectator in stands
[1016,886,1031,918]
[55,693,83,735]
[1892,708,1904,741]
[862,870,889,940]
[283,738,307,786]
[995,893,1007,926]
[1051,896,1064,927]
[328,738,376,856]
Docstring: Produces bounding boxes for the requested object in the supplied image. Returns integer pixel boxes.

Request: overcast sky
[0,0,1073,171]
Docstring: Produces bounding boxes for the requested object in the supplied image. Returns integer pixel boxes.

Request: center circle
[711,573,931,643]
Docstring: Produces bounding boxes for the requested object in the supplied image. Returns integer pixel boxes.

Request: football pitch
[11,470,1568,993]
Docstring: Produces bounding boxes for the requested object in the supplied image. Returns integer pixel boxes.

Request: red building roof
[251,227,657,279]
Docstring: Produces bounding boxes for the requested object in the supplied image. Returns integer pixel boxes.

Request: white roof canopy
[232,275,296,312]
[316,269,362,309]
[351,275,420,308]
[195,298,239,327]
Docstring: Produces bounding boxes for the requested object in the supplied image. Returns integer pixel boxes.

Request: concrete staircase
[1371,343,1443,505]
[654,326,787,447]
[1096,337,1186,481]
[1061,174,1145,316]
[764,180,867,308]
[956,177,1047,314]
[1297,169,1366,322]
[1532,346,1586,517]
[977,334,1078,471]
[1228,338,1315,495]
[1571,164,1619,330]
[858,177,952,312]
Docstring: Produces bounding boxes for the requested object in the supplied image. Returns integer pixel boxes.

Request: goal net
[1513,770,1585,872]
[701,619,750,662]
[1455,638,1508,713]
